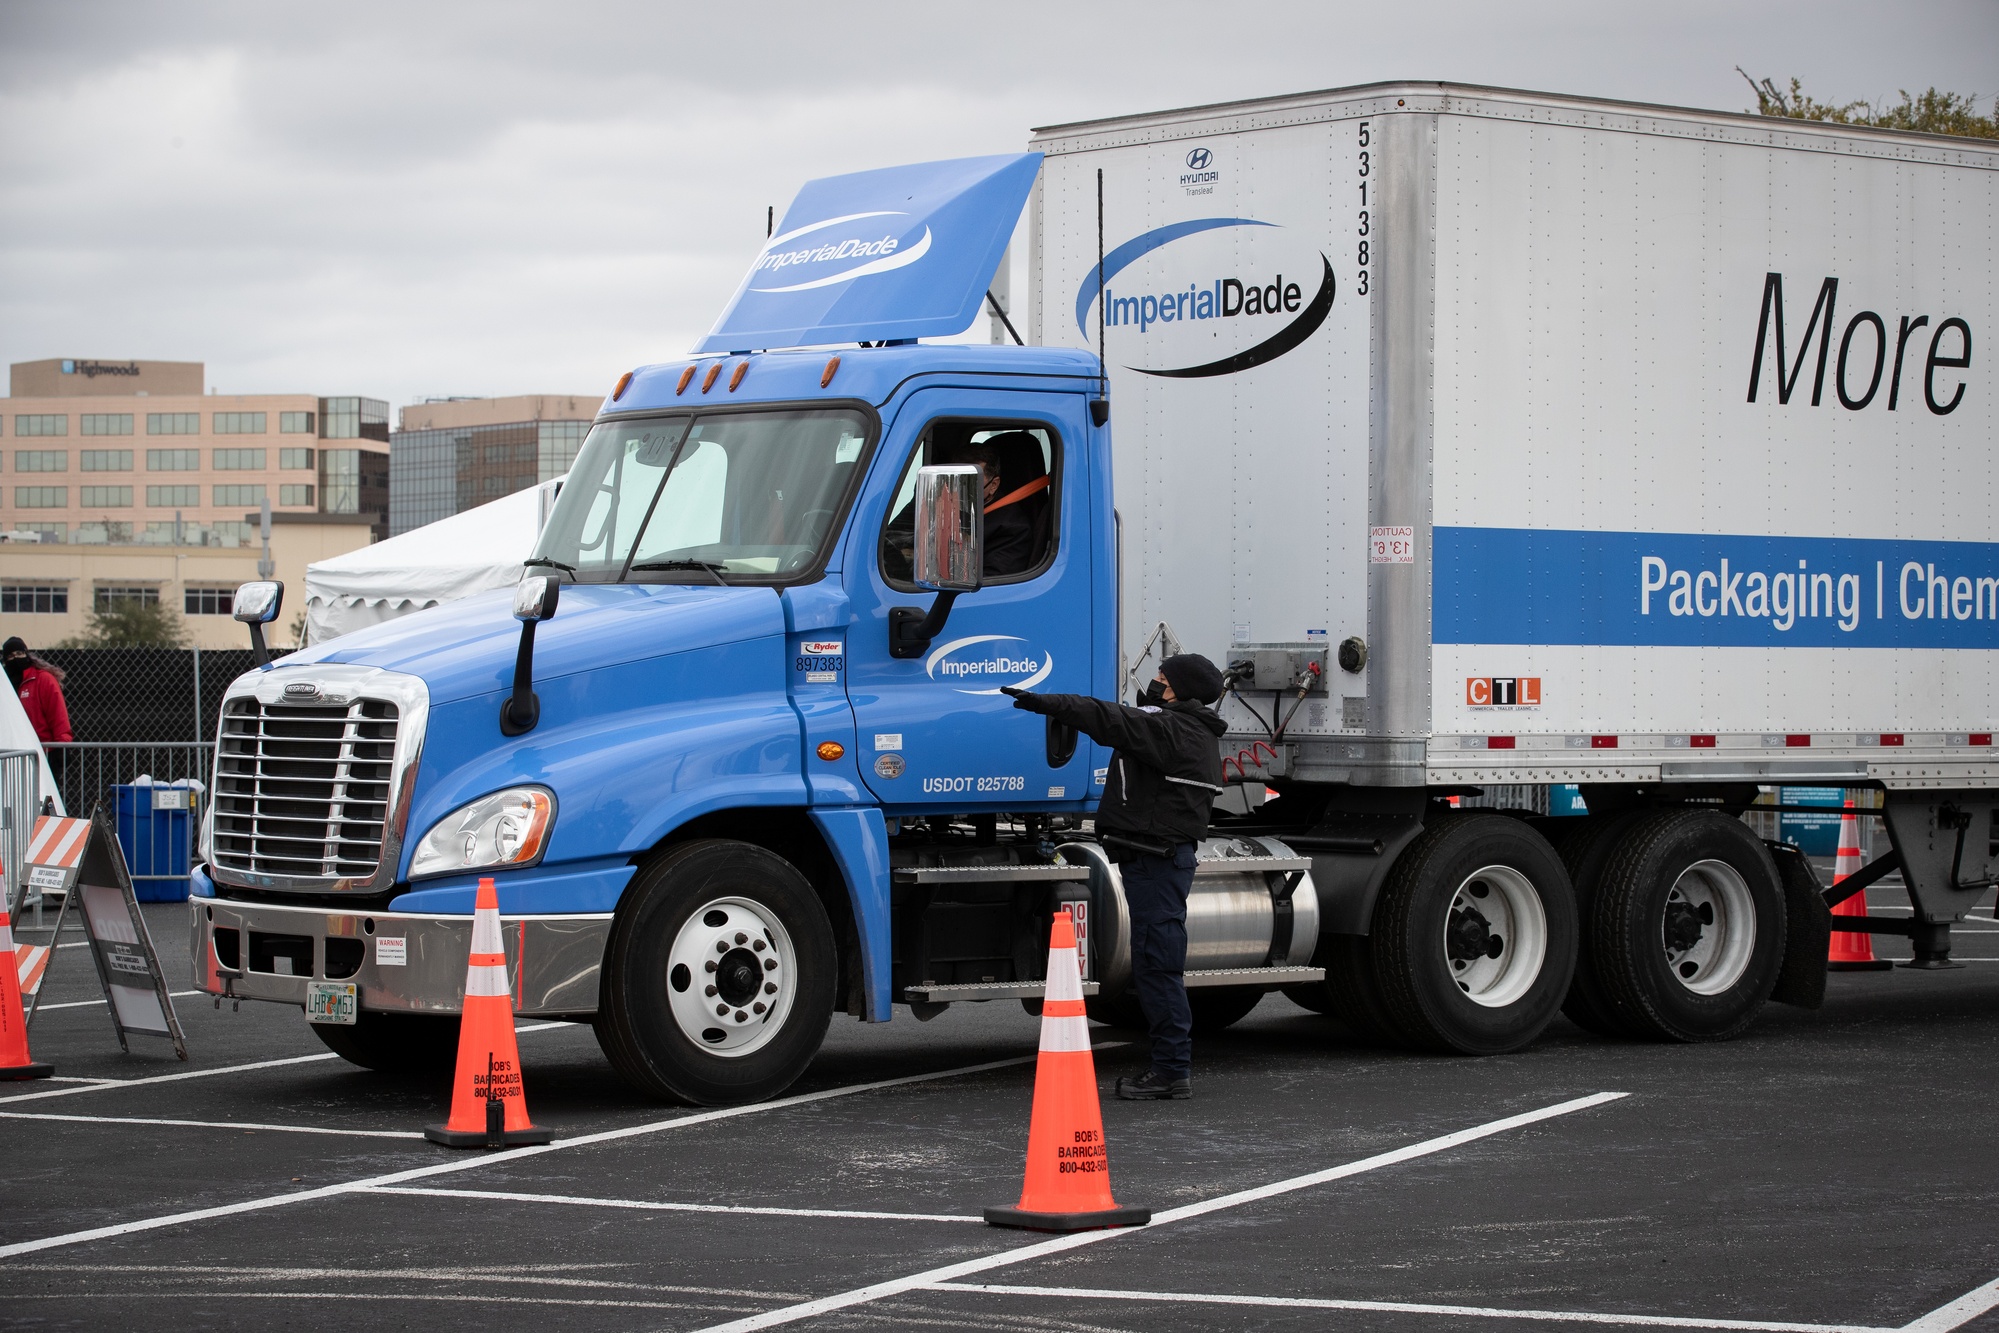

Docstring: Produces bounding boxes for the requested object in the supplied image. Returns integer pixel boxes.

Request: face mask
[5,658,26,690]
[1138,680,1166,707]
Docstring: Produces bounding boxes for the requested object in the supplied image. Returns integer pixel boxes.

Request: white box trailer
[1026,83,1998,1049]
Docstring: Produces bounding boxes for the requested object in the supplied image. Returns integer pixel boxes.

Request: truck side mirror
[892,465,982,658]
[501,574,560,736]
[233,581,283,666]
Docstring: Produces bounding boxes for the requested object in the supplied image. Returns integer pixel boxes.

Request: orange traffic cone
[425,878,551,1147]
[986,909,1149,1232]
[1829,799,1891,972]
[1,905,53,1080]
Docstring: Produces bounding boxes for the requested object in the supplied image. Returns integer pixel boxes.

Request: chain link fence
[33,647,285,744]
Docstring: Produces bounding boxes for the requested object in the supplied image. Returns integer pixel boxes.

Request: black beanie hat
[1160,653,1225,705]
[2,637,26,657]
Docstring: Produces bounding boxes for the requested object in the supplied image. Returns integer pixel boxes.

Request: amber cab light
[729,361,749,392]
[612,371,633,401]
[821,356,841,388]
[701,363,722,393]
[815,741,845,761]
[676,366,697,395]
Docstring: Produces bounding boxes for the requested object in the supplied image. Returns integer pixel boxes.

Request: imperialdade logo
[1074,218,1334,378]
[747,210,933,294]
[926,634,1054,695]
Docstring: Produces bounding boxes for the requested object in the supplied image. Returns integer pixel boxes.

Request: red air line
[1221,740,1280,781]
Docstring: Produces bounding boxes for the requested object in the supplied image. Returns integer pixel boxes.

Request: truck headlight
[409,787,556,879]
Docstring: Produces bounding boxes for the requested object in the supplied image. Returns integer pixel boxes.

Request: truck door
[845,388,1095,809]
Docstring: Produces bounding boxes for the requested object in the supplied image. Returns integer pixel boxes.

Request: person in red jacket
[4,637,71,742]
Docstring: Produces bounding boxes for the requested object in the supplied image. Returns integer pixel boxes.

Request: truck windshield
[533,408,873,583]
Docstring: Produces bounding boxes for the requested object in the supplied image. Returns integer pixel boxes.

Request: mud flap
[1766,841,1830,1009]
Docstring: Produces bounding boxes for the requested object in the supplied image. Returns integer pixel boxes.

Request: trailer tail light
[1486,736,1515,749]
[1591,736,1617,748]
[612,371,633,401]
[1689,735,1716,748]
[1786,734,1811,747]
[676,366,697,395]
[1878,733,1905,746]
[729,361,749,392]
[702,363,723,393]
[1973,734,1994,747]
[821,356,841,388]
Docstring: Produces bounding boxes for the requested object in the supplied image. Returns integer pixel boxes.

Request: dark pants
[1119,843,1196,1079]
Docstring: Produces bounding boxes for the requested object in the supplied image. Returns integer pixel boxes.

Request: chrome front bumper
[189,896,611,1017]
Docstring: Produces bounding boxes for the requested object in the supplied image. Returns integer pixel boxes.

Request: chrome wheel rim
[1662,859,1755,996]
[665,896,797,1057]
[1443,865,1547,1009]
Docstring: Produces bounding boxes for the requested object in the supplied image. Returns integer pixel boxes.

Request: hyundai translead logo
[1185,147,1212,170]
[1466,677,1541,708]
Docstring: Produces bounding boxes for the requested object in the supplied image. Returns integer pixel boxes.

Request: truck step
[1183,966,1326,989]
[892,865,1090,885]
[901,978,1102,1002]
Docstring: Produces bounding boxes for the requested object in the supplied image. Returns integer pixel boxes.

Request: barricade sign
[23,808,188,1060]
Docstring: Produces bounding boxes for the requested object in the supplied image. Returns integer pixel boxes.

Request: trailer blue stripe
[1433,526,1999,648]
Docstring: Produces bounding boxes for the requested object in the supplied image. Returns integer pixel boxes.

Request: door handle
[1046,716,1077,768]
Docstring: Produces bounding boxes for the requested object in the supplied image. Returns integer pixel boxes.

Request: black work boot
[1115,1069,1191,1100]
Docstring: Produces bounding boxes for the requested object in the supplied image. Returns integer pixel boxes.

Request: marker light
[410,787,555,879]
[729,361,749,392]
[816,741,845,761]
[821,356,841,388]
[702,363,722,393]
[613,371,633,401]
[676,366,697,395]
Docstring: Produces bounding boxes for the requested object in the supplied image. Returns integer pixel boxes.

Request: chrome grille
[211,696,401,881]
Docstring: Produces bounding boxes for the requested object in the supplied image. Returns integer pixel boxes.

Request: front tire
[1588,810,1784,1042]
[595,839,835,1105]
[1370,813,1577,1055]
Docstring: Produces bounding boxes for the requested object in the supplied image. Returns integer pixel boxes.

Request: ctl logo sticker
[1466,677,1541,708]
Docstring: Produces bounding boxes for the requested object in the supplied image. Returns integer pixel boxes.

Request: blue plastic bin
[113,784,197,902]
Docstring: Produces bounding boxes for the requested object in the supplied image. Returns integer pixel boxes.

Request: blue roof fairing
[608,344,1102,417]
[697,153,1043,353]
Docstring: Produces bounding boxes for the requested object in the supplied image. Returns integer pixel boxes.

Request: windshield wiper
[522,556,575,573]
[628,559,728,585]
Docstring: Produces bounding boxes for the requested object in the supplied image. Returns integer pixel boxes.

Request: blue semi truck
[193,86,1999,1103]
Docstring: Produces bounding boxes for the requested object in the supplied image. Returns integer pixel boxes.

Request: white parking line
[32,990,202,1012]
[931,1282,1889,1332]
[0,1022,574,1106]
[0,1050,1044,1258]
[929,1271,1999,1333]
[691,1091,1630,1333]
[365,1185,981,1223]
[0,1111,425,1140]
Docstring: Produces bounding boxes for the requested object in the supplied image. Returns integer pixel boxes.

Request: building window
[8,522,65,543]
[213,448,266,470]
[147,448,200,471]
[280,447,315,469]
[94,585,159,611]
[280,411,316,434]
[15,415,67,437]
[147,413,200,435]
[147,484,200,507]
[13,487,66,508]
[320,397,390,442]
[81,413,134,436]
[208,520,253,548]
[279,483,315,506]
[213,412,267,434]
[75,521,132,544]
[184,587,235,616]
[0,585,68,614]
[81,449,133,471]
[15,450,66,472]
[213,484,266,506]
[80,486,133,508]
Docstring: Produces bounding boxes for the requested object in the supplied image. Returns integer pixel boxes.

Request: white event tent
[303,478,560,644]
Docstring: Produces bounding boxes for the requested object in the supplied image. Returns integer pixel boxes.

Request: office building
[2,359,392,544]
[389,394,598,535]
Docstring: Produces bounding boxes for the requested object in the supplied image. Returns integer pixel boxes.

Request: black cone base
[424,1123,554,1148]
[1829,960,1894,971]
[1,1061,54,1081]
[984,1203,1150,1231]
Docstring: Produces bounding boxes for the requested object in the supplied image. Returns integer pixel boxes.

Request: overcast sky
[2,0,1993,416]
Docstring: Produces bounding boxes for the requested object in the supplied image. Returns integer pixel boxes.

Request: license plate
[304,981,358,1025]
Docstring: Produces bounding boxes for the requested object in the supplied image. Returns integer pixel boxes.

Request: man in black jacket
[1004,653,1227,1100]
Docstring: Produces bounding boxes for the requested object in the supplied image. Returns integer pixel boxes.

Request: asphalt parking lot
[5,891,1999,1333]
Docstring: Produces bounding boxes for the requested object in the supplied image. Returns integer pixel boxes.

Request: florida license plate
[304,981,358,1025]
